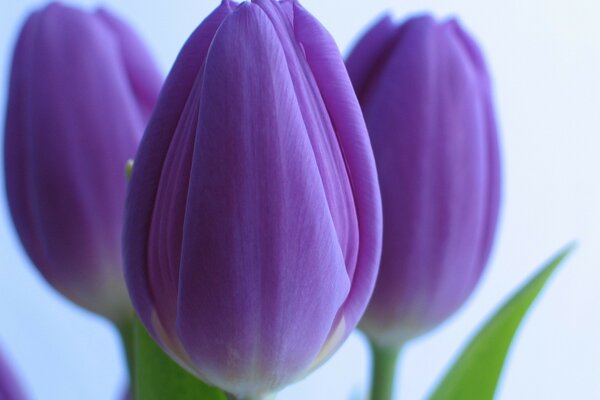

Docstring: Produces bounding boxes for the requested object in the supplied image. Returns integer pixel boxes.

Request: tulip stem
[369,340,401,400]
[116,316,136,393]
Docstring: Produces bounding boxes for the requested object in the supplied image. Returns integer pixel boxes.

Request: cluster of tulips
[0,1,570,399]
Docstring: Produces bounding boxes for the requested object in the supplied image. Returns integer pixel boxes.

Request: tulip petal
[255,0,360,283]
[345,15,397,100]
[175,4,350,396]
[292,1,383,341]
[95,8,163,121]
[124,1,234,339]
[0,349,27,400]
[5,11,45,297]
[449,20,502,295]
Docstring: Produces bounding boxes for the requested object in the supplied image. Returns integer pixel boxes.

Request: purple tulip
[124,0,382,397]
[347,15,500,347]
[4,3,162,322]
[0,348,27,400]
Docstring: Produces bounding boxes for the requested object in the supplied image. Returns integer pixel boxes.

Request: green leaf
[428,243,575,400]
[134,318,228,400]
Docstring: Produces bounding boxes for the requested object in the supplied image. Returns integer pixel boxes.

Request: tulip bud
[124,0,382,397]
[0,347,27,400]
[4,3,162,322]
[347,15,501,347]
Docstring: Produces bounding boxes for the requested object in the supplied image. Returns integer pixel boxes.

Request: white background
[1,0,599,399]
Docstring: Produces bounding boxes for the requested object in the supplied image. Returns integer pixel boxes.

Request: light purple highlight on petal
[292,0,383,342]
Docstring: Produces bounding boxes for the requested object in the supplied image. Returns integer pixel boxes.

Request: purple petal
[345,14,396,99]
[0,348,27,400]
[175,4,350,396]
[124,1,235,342]
[255,0,360,288]
[94,8,163,121]
[292,0,383,346]
[449,20,501,274]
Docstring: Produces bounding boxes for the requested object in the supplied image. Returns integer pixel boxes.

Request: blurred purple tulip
[124,0,382,397]
[347,15,501,347]
[0,347,26,400]
[4,3,162,322]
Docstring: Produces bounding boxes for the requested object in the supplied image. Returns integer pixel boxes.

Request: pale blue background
[1,0,599,399]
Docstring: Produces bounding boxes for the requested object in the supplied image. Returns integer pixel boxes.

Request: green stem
[369,341,402,400]
[116,317,136,393]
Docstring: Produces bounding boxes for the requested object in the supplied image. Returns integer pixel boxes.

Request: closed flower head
[124,0,382,397]
[4,2,162,322]
[347,15,501,347]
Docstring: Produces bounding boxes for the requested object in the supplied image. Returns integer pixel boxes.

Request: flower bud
[124,0,382,397]
[4,3,162,322]
[0,347,26,400]
[347,15,501,346]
